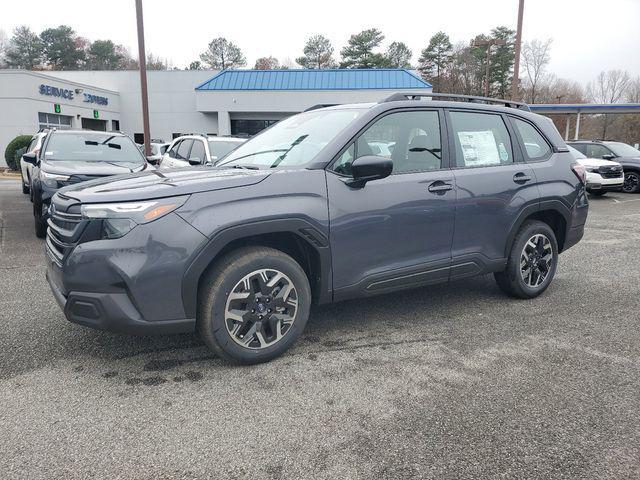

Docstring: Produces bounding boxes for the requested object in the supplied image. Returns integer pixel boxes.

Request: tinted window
[44,133,143,163]
[190,140,206,163]
[450,112,512,167]
[334,111,441,175]
[570,143,587,154]
[513,118,551,161]
[176,139,193,160]
[168,140,181,159]
[567,145,586,160]
[585,144,613,159]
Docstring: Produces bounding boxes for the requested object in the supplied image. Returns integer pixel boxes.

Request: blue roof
[195,69,432,91]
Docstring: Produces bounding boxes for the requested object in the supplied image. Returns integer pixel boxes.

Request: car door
[161,140,181,169]
[447,109,539,274]
[326,109,456,299]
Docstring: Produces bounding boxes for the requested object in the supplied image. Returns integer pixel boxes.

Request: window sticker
[45,151,54,156]
[457,130,500,166]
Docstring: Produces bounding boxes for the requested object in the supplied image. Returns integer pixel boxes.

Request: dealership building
[0,68,432,167]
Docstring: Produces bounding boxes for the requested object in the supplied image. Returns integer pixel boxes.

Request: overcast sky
[2,0,639,84]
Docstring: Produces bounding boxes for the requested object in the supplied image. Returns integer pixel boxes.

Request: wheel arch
[182,218,332,319]
[505,201,571,256]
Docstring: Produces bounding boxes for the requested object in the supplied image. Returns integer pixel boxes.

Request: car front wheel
[622,171,640,193]
[21,171,29,194]
[198,246,311,364]
[495,220,558,299]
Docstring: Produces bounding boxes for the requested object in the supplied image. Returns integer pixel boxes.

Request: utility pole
[135,0,151,157]
[472,38,506,97]
[511,0,525,100]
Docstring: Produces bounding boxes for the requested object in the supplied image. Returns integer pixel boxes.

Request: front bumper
[46,210,206,335]
[585,172,624,192]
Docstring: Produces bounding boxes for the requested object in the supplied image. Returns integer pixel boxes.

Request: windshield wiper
[270,135,308,168]
[216,149,288,166]
[228,164,259,170]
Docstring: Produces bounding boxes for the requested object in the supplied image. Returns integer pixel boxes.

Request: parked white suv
[20,131,48,197]
[159,135,246,169]
[567,145,624,196]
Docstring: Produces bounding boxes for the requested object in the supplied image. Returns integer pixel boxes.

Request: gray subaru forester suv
[46,93,589,364]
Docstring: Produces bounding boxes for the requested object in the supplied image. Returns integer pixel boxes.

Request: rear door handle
[427,181,453,194]
[513,172,532,184]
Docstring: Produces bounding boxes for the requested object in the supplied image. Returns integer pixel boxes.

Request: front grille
[599,165,623,179]
[45,201,87,266]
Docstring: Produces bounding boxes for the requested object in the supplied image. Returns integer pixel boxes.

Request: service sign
[39,84,109,106]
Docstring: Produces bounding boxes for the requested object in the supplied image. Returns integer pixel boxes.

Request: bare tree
[0,29,7,67]
[521,39,552,103]
[626,76,640,103]
[587,70,632,138]
[254,56,280,70]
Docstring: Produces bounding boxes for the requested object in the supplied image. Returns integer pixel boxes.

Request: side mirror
[22,152,38,166]
[346,155,393,188]
[188,157,202,166]
[602,154,615,160]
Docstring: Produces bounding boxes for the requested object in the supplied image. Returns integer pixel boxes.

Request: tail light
[571,163,586,184]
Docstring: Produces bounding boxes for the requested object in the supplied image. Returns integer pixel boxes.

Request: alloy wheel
[622,172,639,193]
[520,234,554,288]
[225,269,298,350]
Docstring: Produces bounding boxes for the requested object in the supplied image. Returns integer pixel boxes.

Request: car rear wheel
[197,246,311,364]
[495,220,558,299]
[622,171,640,193]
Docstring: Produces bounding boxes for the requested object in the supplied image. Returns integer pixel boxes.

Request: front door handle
[513,172,532,184]
[428,181,453,194]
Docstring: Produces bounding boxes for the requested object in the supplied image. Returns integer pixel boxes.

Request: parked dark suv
[46,94,588,364]
[22,129,152,238]
[567,140,640,193]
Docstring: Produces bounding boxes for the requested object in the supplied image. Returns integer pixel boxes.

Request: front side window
[513,118,551,161]
[218,109,363,169]
[190,140,206,163]
[585,144,613,159]
[176,139,193,160]
[168,141,180,159]
[450,111,513,167]
[43,133,144,164]
[332,111,442,176]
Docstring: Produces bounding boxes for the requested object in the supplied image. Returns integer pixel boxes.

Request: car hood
[57,166,271,203]
[576,157,621,168]
[618,156,640,164]
[42,160,149,176]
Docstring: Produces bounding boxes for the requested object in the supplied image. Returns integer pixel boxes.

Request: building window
[38,112,72,130]
[134,133,144,144]
[112,120,120,131]
[231,119,278,137]
[172,132,182,139]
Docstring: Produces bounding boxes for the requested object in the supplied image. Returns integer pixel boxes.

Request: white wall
[0,70,120,167]
[49,70,218,143]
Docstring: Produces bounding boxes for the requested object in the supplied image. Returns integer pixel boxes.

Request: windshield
[607,142,640,157]
[567,145,586,160]
[44,133,144,163]
[218,109,363,168]
[208,140,245,160]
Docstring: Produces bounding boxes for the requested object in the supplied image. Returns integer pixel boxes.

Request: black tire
[33,197,46,238]
[21,172,29,194]
[494,220,558,299]
[588,190,607,197]
[197,246,311,364]
[622,171,640,193]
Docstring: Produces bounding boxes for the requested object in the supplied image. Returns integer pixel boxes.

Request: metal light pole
[511,0,525,100]
[135,0,151,156]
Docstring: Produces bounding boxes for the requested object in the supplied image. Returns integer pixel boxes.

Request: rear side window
[449,112,513,167]
[512,118,551,161]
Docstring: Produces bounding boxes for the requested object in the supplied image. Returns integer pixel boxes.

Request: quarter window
[513,118,551,161]
[450,112,513,167]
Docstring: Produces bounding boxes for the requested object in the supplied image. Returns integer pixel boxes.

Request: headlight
[81,196,189,239]
[41,170,70,187]
[583,166,599,173]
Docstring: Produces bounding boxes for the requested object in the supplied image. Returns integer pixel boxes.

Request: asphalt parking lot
[1,177,639,479]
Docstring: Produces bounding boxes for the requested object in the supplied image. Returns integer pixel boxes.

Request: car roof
[50,129,127,137]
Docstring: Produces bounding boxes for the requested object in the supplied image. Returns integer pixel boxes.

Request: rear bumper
[46,268,195,335]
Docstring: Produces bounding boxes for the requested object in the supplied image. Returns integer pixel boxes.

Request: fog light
[102,218,136,239]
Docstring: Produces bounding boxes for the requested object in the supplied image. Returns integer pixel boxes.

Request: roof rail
[304,104,340,112]
[381,92,531,111]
